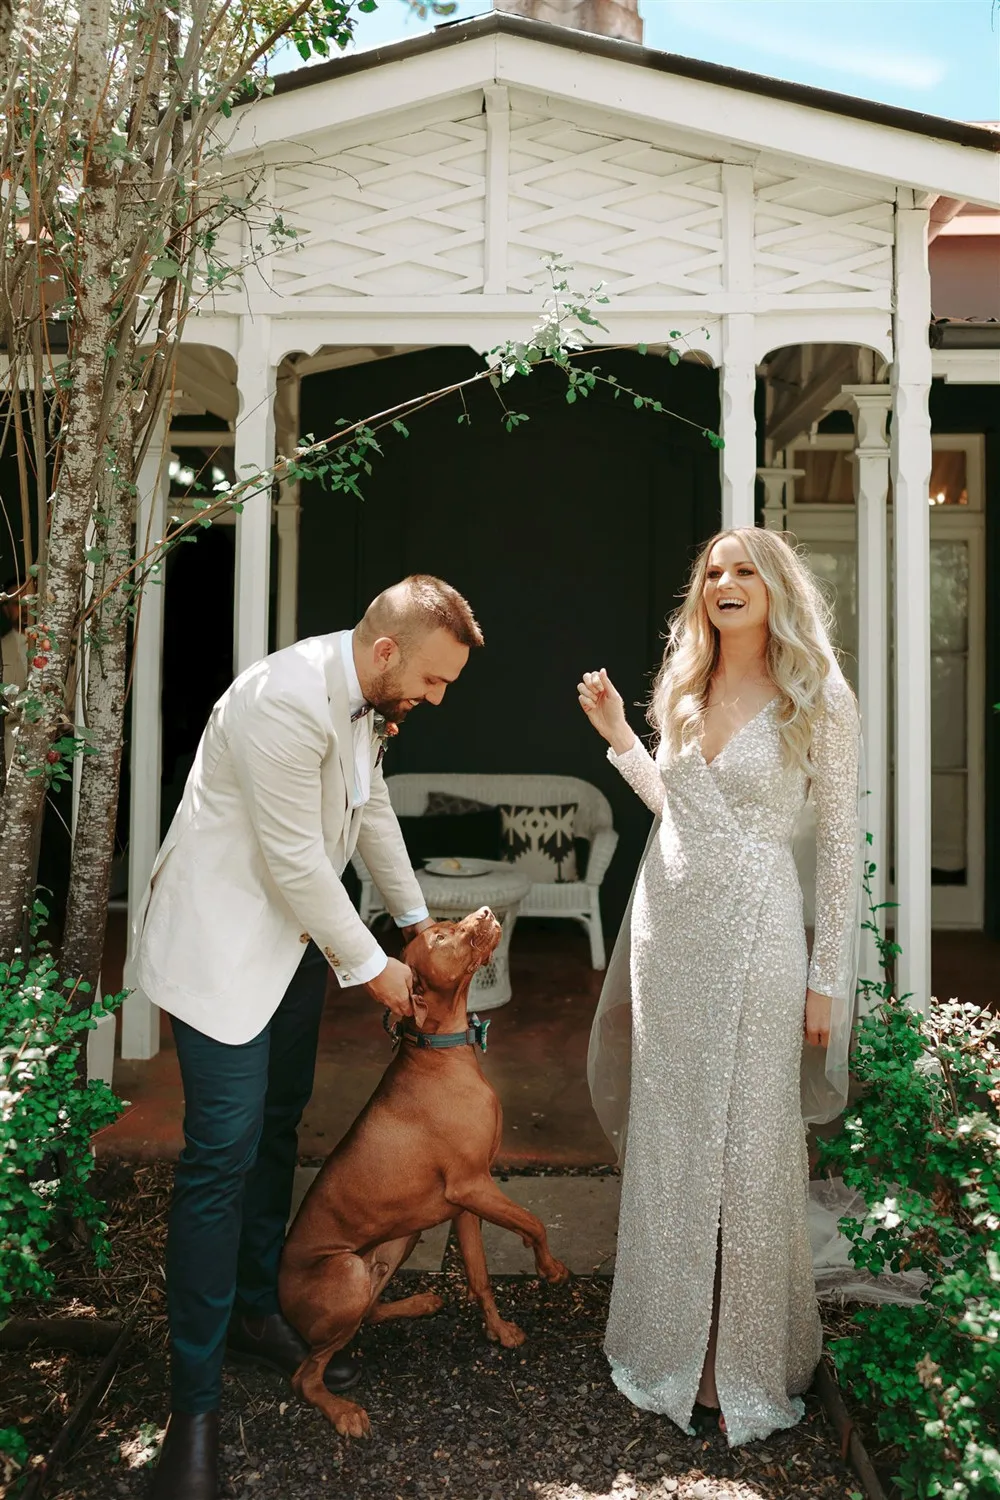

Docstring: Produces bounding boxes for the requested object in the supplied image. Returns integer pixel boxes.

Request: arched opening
[295,341,722,938]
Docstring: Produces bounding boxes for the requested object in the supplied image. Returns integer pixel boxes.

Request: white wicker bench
[352,773,618,969]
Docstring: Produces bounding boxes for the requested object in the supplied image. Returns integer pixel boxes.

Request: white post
[274,364,300,651]
[756,464,804,531]
[719,165,757,530]
[890,199,933,1012]
[844,385,892,991]
[121,421,171,1059]
[234,315,277,675]
[719,314,758,529]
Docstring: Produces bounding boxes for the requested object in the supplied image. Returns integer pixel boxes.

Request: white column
[275,503,300,650]
[234,315,277,675]
[890,200,933,1011]
[756,464,804,531]
[121,421,171,1059]
[720,314,758,529]
[844,385,892,990]
[719,165,757,530]
[274,364,301,650]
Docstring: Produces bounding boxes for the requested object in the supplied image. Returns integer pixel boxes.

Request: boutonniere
[373,714,399,766]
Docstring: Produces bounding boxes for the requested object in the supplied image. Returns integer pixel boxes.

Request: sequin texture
[604,681,860,1447]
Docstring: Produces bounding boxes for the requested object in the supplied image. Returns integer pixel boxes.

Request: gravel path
[3,1164,859,1500]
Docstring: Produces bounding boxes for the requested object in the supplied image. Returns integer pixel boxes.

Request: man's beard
[369,672,415,723]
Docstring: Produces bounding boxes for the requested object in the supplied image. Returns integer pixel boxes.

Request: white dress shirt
[339,631,428,986]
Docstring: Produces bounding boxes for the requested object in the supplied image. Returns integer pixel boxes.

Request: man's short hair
[358,575,483,652]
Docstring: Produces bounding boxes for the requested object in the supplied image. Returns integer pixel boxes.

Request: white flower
[871,1197,902,1230]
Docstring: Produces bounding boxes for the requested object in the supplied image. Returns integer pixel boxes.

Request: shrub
[818,886,1000,1498]
[0,903,125,1317]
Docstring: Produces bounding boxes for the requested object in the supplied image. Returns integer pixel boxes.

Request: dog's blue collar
[383,1010,490,1054]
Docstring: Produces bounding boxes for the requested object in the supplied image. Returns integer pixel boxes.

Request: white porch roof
[187,12,998,370]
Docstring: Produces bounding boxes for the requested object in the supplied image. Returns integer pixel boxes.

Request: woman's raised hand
[577,669,635,756]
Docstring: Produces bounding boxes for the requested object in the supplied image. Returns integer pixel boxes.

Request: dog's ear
[411,972,429,1029]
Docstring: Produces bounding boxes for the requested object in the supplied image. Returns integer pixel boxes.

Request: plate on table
[423,857,494,878]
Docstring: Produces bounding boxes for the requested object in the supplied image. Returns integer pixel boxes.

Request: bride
[578,527,863,1448]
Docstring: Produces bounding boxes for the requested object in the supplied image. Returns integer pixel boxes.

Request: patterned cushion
[498,803,579,884]
[424,790,495,817]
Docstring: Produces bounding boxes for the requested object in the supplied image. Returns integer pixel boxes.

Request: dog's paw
[411,1291,444,1316]
[490,1318,527,1348]
[544,1259,570,1286]
[332,1400,372,1440]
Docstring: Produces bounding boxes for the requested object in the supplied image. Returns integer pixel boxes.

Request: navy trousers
[165,942,328,1412]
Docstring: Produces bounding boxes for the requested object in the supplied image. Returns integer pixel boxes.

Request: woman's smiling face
[703,536,770,634]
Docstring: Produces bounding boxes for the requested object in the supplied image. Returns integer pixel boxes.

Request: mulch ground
[2,1163,863,1500]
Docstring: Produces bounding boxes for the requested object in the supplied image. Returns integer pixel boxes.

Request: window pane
[804,546,858,686]
[930,541,969,652]
[931,654,967,770]
[929,449,968,507]
[931,772,966,879]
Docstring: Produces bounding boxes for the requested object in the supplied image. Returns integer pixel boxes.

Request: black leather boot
[226,1308,361,1392]
[149,1410,218,1500]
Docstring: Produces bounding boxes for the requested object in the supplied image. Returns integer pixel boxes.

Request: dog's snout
[465,905,502,957]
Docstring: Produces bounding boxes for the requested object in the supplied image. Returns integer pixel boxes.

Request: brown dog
[278,906,570,1438]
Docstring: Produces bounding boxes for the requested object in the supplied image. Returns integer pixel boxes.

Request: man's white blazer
[126,632,424,1044]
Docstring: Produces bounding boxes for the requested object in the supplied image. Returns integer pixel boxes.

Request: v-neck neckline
[698,694,780,769]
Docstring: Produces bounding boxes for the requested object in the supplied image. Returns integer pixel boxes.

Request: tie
[351,703,373,724]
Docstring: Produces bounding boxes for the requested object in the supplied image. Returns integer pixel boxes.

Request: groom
[128,575,483,1499]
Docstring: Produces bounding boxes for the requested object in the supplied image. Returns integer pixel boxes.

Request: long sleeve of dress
[608,737,666,818]
[807,677,862,1002]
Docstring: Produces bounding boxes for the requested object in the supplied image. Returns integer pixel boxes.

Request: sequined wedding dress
[590,677,862,1448]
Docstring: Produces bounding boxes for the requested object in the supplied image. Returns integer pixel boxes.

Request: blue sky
[272,0,1000,124]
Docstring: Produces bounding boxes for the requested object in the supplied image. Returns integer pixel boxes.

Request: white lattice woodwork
[264,115,488,298]
[506,112,724,297]
[241,99,908,312]
[754,169,894,295]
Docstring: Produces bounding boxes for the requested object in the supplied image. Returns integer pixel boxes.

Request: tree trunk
[0,0,115,964]
[0,0,14,85]
[60,27,168,992]
[60,406,134,989]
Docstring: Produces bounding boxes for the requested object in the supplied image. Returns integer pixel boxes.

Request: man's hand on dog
[365,956,416,1018]
[400,917,435,941]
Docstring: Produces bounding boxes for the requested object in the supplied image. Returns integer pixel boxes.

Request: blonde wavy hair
[649,528,838,770]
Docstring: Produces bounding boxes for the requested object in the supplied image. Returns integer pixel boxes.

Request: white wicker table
[415,864,531,1011]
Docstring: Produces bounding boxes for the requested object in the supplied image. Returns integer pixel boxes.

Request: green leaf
[149,259,180,278]
[636,342,648,355]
